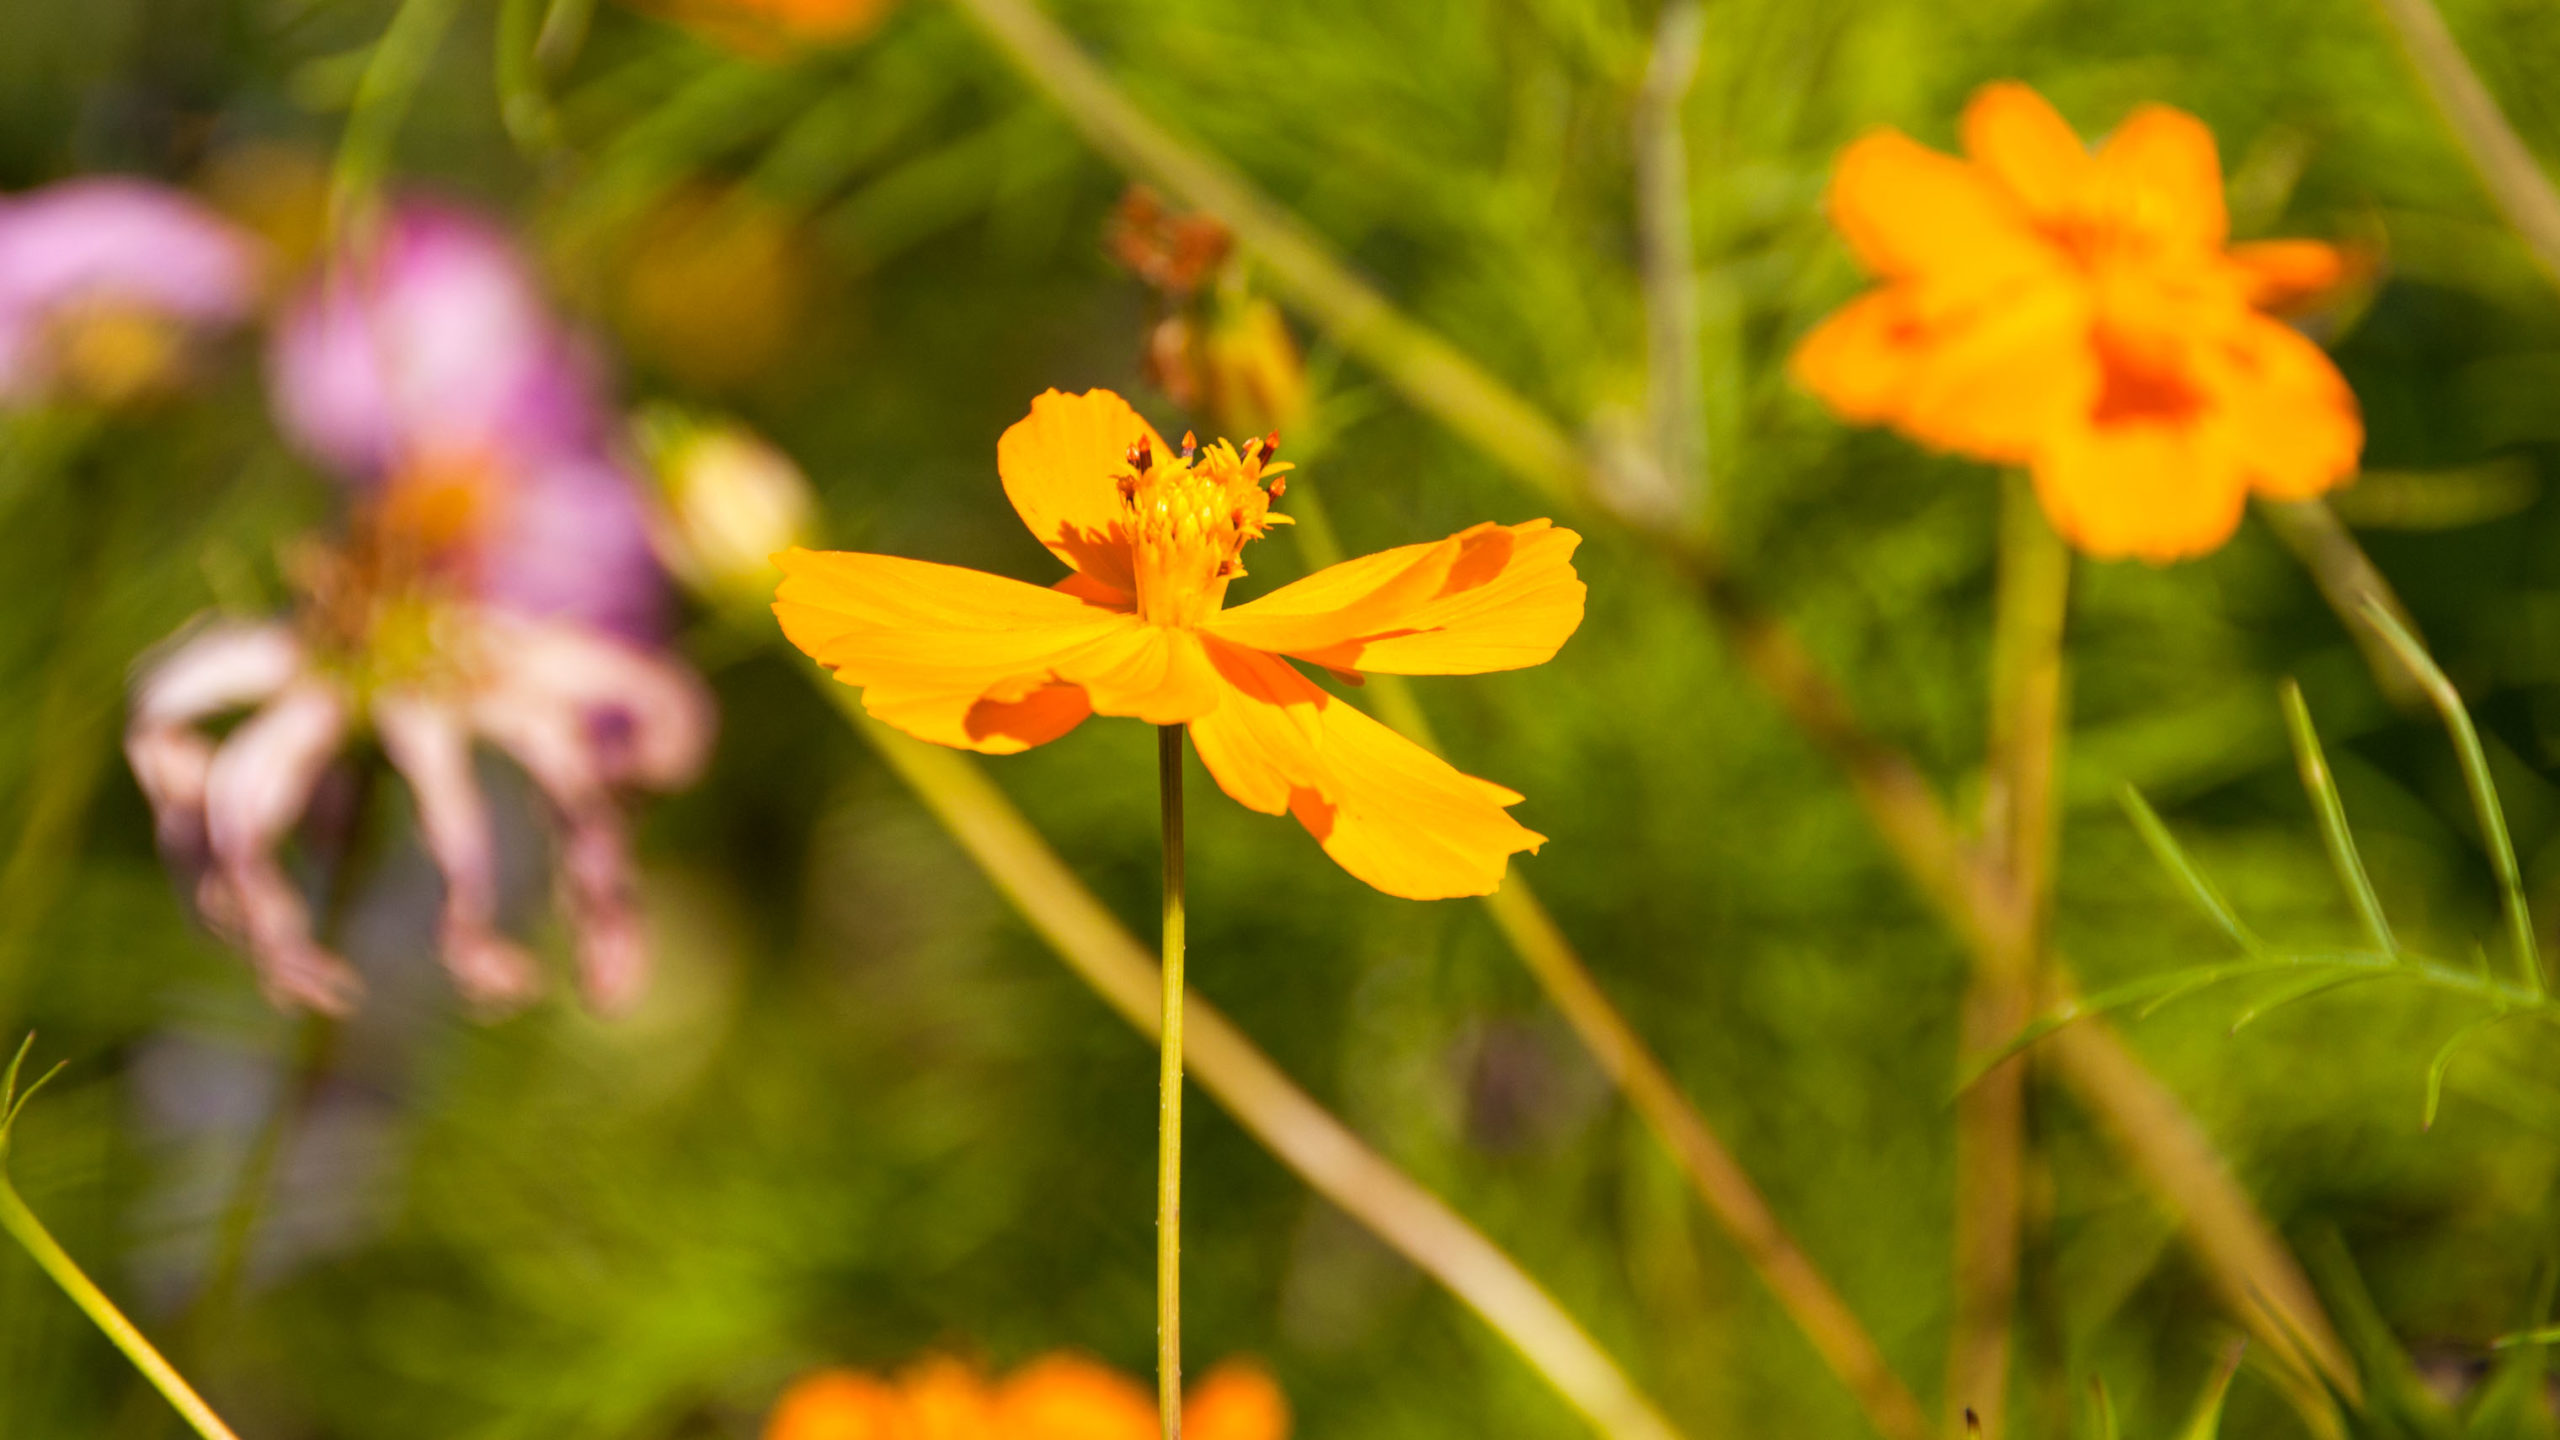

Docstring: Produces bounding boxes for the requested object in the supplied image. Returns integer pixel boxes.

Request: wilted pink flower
[130,201,714,1016]
[269,200,662,640]
[0,177,262,405]
[125,543,715,1015]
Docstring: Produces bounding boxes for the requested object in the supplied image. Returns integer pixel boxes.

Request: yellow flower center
[1118,430,1290,628]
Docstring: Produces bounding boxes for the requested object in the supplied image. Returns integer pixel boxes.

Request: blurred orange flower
[637,0,893,52]
[775,388,1584,899]
[765,1353,1288,1440]
[1793,81,2364,561]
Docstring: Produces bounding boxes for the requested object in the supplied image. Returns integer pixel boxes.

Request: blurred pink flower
[128,200,716,1017]
[269,200,662,640]
[126,593,715,1016]
[0,177,262,404]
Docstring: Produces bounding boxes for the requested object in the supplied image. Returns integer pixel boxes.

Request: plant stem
[2366,0,2560,289]
[1156,723,1186,1440]
[329,0,467,239]
[825,687,1684,1440]
[1635,0,1708,519]
[2258,500,2427,708]
[1949,477,2071,1439]
[0,1180,243,1440]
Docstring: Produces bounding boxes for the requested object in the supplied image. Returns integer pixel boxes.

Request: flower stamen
[1118,429,1292,627]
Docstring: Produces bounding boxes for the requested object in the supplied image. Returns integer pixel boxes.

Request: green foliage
[9,0,2560,1436]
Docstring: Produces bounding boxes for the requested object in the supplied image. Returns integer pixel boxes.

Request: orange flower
[764,1353,1289,1440]
[765,1369,901,1440]
[1792,82,2364,561]
[775,388,1585,899]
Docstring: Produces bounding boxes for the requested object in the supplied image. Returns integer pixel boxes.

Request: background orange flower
[765,1355,1288,1440]
[1792,81,2364,561]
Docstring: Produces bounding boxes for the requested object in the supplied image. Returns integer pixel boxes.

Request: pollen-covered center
[1117,429,1291,627]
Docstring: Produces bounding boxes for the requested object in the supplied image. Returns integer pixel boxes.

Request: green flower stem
[820,682,1684,1440]
[0,1178,243,1440]
[1156,723,1186,1440]
[1948,477,2071,1440]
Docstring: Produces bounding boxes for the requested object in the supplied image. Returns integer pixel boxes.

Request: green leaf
[2280,679,2397,956]
[2120,785,2265,955]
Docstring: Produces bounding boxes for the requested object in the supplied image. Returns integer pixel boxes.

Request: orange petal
[1187,1361,1290,1440]
[997,388,1165,595]
[1826,128,2054,286]
[2033,409,2248,562]
[774,547,1217,750]
[2217,314,2362,500]
[1961,82,2090,220]
[1791,288,1932,424]
[764,1370,900,1440]
[996,1354,1154,1440]
[900,1357,999,1440]
[2092,104,2227,251]
[2228,239,2362,316]
[1203,520,1585,675]
[1188,639,1543,900]
[1890,276,2097,461]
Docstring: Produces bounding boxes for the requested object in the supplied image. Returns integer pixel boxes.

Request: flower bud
[1201,291,1307,442]
[638,409,818,608]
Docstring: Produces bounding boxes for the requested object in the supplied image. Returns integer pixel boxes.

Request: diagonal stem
[826,687,1686,1440]
[329,0,467,239]
[1156,724,1186,1440]
[2367,0,2560,289]
[0,1179,243,1440]
[2258,499,2428,709]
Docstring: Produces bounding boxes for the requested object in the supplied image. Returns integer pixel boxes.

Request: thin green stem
[0,1181,242,1440]
[1156,723,1186,1440]
[496,0,563,159]
[2258,501,2427,709]
[1950,476,2071,1440]
[822,685,1684,1440]
[329,0,467,239]
[2358,599,2542,995]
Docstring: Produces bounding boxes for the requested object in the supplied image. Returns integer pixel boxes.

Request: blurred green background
[10,0,2560,1435]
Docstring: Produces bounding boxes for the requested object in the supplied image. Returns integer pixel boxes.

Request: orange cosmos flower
[1792,81,2364,561]
[764,1354,1288,1440]
[774,388,1584,900]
